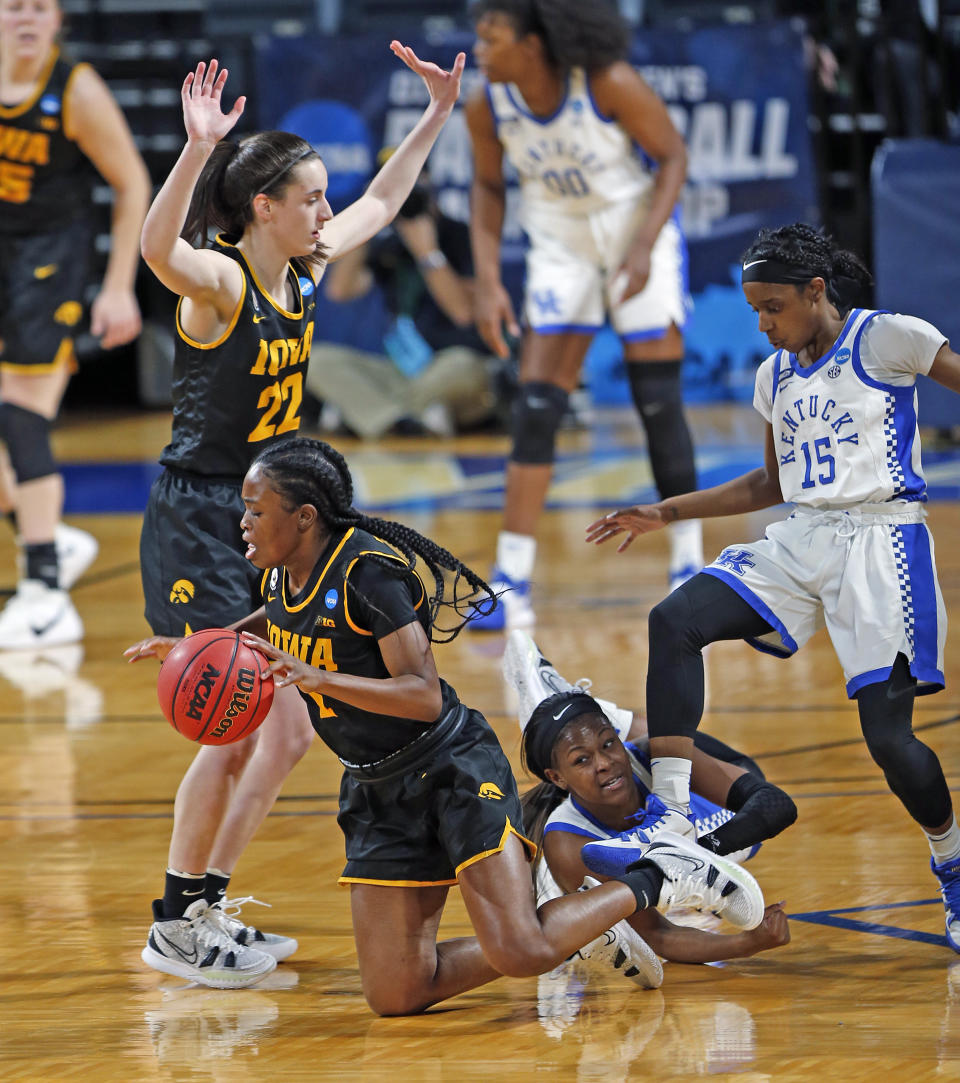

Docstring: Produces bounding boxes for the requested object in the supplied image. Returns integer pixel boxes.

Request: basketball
[157,628,274,745]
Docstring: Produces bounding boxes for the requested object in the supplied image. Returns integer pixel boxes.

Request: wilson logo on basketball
[209,668,257,740]
[184,662,222,721]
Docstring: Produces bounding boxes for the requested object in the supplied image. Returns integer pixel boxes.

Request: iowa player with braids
[465,0,703,629]
[126,49,467,989]
[586,222,960,956]
[0,0,150,647]
[226,436,767,1012]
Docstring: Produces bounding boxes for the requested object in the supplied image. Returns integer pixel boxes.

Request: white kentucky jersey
[754,309,947,508]
[541,742,735,843]
[486,67,652,217]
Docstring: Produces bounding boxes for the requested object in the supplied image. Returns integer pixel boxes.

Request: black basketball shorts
[338,706,536,886]
[140,468,262,637]
[0,222,94,371]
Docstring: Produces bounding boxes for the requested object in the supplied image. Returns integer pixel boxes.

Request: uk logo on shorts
[324,589,339,609]
[715,548,757,576]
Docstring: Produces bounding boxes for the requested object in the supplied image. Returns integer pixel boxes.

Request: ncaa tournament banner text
[253,22,816,293]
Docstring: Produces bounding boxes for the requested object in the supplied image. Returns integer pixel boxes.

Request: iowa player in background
[160,435,761,1008]
[465,0,702,631]
[0,0,149,648]
[128,50,468,988]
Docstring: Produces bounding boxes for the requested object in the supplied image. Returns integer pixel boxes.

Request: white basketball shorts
[521,201,689,339]
[701,501,946,697]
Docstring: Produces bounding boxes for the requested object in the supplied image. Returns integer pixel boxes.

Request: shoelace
[184,906,243,954]
[209,895,272,937]
[664,871,725,913]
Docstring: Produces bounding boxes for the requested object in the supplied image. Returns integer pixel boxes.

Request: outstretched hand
[123,635,182,664]
[585,504,670,552]
[389,41,466,114]
[182,58,246,145]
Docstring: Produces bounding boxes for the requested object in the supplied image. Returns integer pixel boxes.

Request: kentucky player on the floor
[585,221,960,954]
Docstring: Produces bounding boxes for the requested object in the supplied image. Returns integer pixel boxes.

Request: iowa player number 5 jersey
[160,237,317,478]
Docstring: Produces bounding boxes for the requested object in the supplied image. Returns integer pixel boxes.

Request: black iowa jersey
[160,237,317,478]
[0,50,98,235]
[260,526,460,764]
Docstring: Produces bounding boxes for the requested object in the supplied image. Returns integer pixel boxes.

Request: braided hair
[182,131,327,276]
[470,0,630,72]
[251,437,498,642]
[742,222,873,315]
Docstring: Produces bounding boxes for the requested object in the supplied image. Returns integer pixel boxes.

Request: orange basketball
[157,628,274,745]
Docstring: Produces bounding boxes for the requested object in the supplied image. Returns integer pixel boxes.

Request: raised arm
[66,64,151,349]
[139,59,246,316]
[321,43,465,262]
[465,88,518,358]
[586,425,783,552]
[591,61,687,302]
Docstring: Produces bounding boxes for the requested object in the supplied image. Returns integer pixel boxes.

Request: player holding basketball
[126,48,470,988]
[235,435,766,1011]
[584,222,960,953]
[465,0,702,629]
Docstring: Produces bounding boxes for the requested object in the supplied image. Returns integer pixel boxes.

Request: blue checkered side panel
[890,525,915,655]
[883,391,906,494]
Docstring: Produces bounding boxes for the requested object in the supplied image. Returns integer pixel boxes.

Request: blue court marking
[789,897,948,946]
[60,443,960,516]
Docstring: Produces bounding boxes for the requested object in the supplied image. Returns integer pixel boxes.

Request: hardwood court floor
[2,405,960,1081]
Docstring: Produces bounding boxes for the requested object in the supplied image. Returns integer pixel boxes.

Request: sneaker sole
[612,922,663,989]
[141,944,277,988]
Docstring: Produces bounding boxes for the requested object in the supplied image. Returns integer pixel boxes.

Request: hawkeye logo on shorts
[325,589,339,609]
[170,579,195,604]
[478,782,505,800]
[33,263,58,279]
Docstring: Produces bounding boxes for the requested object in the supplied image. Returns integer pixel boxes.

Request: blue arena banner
[254,22,816,398]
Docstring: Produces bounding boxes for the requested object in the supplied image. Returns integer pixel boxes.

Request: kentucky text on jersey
[778,395,860,466]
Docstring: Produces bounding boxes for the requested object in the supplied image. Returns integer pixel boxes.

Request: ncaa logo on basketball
[170,579,195,604]
[325,589,339,609]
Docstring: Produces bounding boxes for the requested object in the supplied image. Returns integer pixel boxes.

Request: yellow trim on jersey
[342,549,426,635]
[337,875,458,888]
[282,527,355,613]
[214,234,304,319]
[61,61,93,140]
[0,334,75,373]
[454,820,537,877]
[0,47,59,119]
[175,275,246,350]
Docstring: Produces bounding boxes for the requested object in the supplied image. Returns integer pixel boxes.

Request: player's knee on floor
[626,360,696,497]
[510,381,569,465]
[0,402,56,483]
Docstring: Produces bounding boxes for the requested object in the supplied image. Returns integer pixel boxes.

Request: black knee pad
[626,359,696,498]
[509,381,569,464]
[0,402,56,483]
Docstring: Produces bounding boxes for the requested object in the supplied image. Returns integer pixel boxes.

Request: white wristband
[418,249,448,271]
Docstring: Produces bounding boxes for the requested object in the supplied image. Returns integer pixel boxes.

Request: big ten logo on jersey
[0,126,50,204]
[247,312,315,444]
[265,620,338,717]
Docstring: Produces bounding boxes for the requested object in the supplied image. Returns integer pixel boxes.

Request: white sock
[496,531,536,582]
[668,519,703,572]
[926,814,960,865]
[594,697,634,742]
[651,757,691,811]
